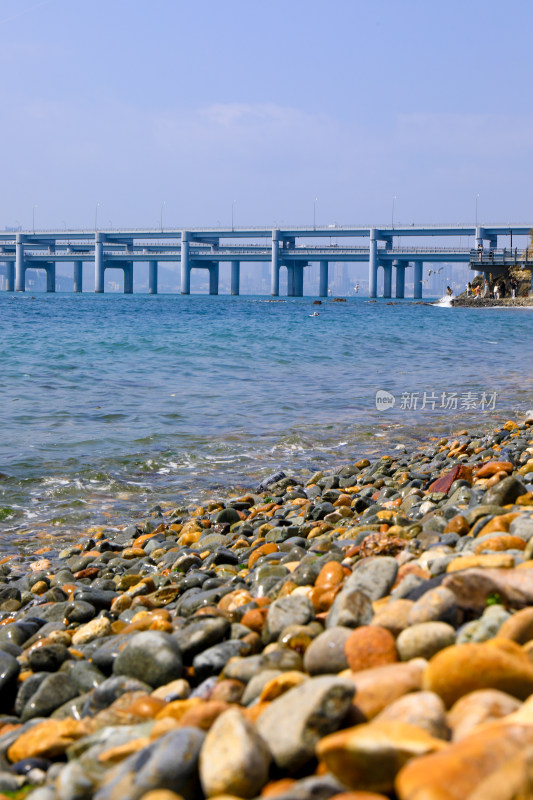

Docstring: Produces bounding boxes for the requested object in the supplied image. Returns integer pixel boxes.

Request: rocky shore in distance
[452,297,533,308]
[0,417,533,799]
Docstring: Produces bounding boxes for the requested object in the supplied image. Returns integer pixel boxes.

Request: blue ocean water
[1,293,532,545]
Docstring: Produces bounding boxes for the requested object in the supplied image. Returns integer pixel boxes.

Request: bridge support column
[319,261,328,297]
[95,234,104,293]
[395,261,406,299]
[5,262,14,291]
[230,260,240,295]
[180,232,190,294]
[369,229,378,298]
[413,261,423,299]
[286,264,295,296]
[124,263,133,294]
[46,263,56,293]
[295,265,304,296]
[383,263,392,298]
[148,261,158,294]
[73,261,83,293]
[271,230,280,296]
[15,235,25,292]
[209,263,219,295]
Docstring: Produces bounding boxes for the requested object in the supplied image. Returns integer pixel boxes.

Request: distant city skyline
[0,0,532,233]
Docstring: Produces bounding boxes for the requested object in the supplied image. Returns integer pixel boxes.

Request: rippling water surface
[1,293,532,546]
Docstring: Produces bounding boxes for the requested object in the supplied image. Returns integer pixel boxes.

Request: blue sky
[1,0,532,230]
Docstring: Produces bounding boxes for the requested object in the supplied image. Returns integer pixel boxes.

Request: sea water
[1,293,532,547]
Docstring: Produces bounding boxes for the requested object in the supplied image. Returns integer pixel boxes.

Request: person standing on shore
[483,278,490,298]
[466,281,472,297]
[511,278,517,299]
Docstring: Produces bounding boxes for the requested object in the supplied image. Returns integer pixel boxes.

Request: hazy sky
[1,0,532,231]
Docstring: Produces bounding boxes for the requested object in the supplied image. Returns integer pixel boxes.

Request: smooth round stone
[0,650,20,712]
[82,675,152,716]
[456,604,511,644]
[0,623,32,648]
[73,588,118,610]
[374,690,449,739]
[223,655,263,683]
[396,622,456,661]
[407,586,460,627]
[71,616,112,646]
[200,708,271,798]
[423,641,533,707]
[303,627,351,675]
[27,643,69,672]
[89,726,205,800]
[172,617,231,663]
[15,672,49,716]
[215,508,241,525]
[21,673,79,721]
[261,646,303,673]
[326,587,374,629]
[55,761,93,800]
[90,635,128,673]
[112,630,183,689]
[241,670,283,705]
[344,626,398,672]
[59,661,106,693]
[192,640,248,683]
[256,675,355,770]
[11,756,52,775]
[263,595,315,643]
[64,601,96,624]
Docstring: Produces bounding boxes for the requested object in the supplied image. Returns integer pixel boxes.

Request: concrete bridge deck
[0,224,531,297]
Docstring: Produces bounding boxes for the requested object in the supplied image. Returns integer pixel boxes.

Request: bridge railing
[470,248,533,267]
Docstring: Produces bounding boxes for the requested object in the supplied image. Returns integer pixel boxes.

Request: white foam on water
[432,295,454,308]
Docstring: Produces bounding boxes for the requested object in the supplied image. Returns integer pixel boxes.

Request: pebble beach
[0,414,532,799]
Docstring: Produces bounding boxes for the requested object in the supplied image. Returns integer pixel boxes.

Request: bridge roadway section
[0,224,530,298]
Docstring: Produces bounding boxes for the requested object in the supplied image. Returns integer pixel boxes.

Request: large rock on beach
[256,675,355,769]
[423,640,533,707]
[93,727,204,800]
[199,708,271,797]
[113,631,183,688]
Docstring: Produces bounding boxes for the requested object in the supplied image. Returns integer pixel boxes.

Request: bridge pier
[319,260,328,297]
[294,264,304,296]
[124,263,133,294]
[2,257,14,291]
[180,232,190,294]
[286,264,295,296]
[383,263,392,298]
[413,261,423,299]
[209,262,219,295]
[148,261,158,294]
[73,261,83,293]
[95,234,104,293]
[6,262,14,292]
[15,235,25,292]
[395,261,406,298]
[271,230,280,296]
[369,229,378,298]
[230,260,240,295]
[46,263,56,293]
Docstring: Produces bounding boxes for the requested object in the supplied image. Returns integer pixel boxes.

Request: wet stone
[113,631,183,688]
[21,672,80,721]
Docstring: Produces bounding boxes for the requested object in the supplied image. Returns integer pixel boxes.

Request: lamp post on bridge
[313,197,318,230]
[232,200,236,232]
[32,205,37,234]
[475,194,480,227]
[391,196,398,229]
[160,201,166,233]
[95,203,100,231]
